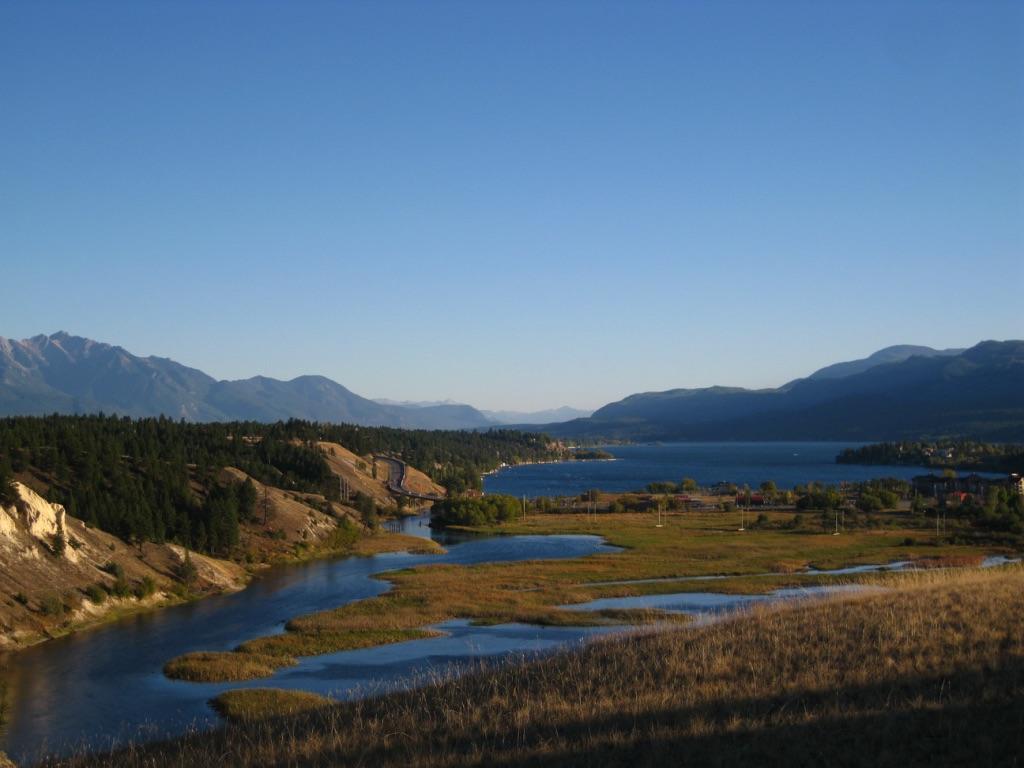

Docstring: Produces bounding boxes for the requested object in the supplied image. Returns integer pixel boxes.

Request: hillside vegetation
[0,415,557,556]
[49,565,1024,767]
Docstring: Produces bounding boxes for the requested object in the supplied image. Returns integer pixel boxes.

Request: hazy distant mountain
[482,406,593,424]
[545,341,1024,441]
[372,399,593,425]
[0,332,493,429]
[372,398,465,408]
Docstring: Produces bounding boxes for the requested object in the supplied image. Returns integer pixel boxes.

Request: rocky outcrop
[0,483,245,649]
[1,482,75,562]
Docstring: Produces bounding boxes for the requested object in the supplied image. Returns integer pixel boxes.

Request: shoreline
[0,514,433,657]
[481,456,619,479]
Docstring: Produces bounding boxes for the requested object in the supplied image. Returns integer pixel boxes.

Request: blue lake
[484,442,940,498]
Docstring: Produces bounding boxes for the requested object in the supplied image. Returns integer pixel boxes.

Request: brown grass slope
[50,566,1024,767]
[316,442,396,508]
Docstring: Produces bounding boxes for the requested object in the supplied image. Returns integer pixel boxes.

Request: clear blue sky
[2,1,1021,411]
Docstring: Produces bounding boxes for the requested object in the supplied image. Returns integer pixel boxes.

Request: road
[373,454,446,502]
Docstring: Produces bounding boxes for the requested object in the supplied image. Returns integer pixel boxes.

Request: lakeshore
[482,442,950,499]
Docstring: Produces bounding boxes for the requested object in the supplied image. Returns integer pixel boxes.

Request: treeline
[837,441,1024,473]
[281,422,560,493]
[0,415,555,555]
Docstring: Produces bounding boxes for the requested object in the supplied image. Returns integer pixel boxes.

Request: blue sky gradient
[2,1,1021,410]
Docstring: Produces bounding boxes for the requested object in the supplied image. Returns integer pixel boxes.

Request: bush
[13,591,28,605]
[781,513,805,531]
[85,583,107,604]
[110,577,132,599]
[102,561,125,580]
[133,575,158,599]
[325,519,360,551]
[39,594,64,618]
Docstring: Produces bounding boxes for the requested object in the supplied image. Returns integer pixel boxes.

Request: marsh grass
[163,511,1012,683]
[51,565,1024,767]
[162,651,293,683]
[211,689,331,723]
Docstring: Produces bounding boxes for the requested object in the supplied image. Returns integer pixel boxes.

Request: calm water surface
[0,516,619,762]
[485,442,943,498]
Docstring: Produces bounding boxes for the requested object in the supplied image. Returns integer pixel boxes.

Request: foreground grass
[165,510,1007,683]
[51,565,1024,767]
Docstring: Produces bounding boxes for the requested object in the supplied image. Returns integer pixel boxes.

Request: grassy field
[163,509,1008,683]
[51,564,1024,767]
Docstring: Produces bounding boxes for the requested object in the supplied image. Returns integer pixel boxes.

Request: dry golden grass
[401,464,446,497]
[316,442,395,508]
[211,689,331,723]
[162,511,1010,683]
[162,651,294,683]
[352,532,445,556]
[52,565,1024,767]
[237,627,442,658]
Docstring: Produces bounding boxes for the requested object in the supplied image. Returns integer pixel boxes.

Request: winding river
[4,511,1013,763]
[0,516,619,763]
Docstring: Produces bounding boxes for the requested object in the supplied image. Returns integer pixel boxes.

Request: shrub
[783,513,804,530]
[13,592,28,605]
[102,561,125,580]
[85,583,107,604]
[110,577,132,599]
[325,519,360,551]
[39,594,64,618]
[133,575,158,599]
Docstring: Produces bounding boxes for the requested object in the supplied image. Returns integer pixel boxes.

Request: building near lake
[912,473,1023,502]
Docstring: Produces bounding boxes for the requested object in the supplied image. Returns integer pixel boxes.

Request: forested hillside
[0,416,558,555]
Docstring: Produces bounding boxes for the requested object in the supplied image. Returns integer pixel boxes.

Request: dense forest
[0,415,559,555]
[837,441,1024,473]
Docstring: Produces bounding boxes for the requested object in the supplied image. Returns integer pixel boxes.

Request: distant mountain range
[372,399,593,425]
[2,333,1021,440]
[0,332,493,429]
[543,341,1024,441]
[481,406,593,425]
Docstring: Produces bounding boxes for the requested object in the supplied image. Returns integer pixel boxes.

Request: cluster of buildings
[911,473,1024,504]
